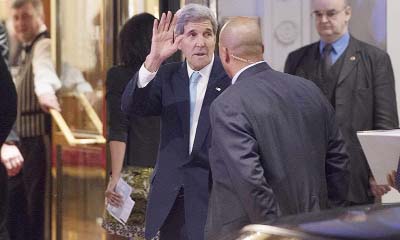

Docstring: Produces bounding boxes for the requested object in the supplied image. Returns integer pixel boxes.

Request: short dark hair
[11,0,44,17]
[118,13,156,68]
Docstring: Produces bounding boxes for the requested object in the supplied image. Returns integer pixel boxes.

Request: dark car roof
[276,203,400,240]
[226,203,400,240]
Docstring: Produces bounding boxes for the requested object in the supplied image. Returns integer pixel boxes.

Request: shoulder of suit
[350,36,389,58]
[288,42,317,58]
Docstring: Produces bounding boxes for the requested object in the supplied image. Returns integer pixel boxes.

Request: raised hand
[144,11,184,72]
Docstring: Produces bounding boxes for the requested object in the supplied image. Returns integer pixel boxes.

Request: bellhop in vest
[16,31,51,137]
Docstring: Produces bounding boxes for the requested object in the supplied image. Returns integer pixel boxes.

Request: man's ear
[223,47,231,64]
[177,38,182,50]
[345,5,352,23]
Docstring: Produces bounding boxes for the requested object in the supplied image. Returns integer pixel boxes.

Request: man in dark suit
[121,4,230,240]
[284,0,398,205]
[205,17,350,240]
[0,54,17,240]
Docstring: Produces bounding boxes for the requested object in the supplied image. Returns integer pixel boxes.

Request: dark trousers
[0,164,9,240]
[159,191,188,240]
[7,136,48,240]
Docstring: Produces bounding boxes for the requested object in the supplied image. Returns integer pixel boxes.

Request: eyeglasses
[311,6,348,20]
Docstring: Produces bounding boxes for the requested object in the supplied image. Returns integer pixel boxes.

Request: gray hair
[175,4,218,35]
[11,0,44,18]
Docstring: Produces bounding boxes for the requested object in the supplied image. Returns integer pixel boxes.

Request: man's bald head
[219,17,264,62]
[311,0,348,7]
[311,0,351,43]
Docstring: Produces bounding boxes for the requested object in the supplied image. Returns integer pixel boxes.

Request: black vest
[316,49,347,107]
[16,31,51,138]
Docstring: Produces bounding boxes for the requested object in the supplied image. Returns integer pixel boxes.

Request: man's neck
[231,60,264,84]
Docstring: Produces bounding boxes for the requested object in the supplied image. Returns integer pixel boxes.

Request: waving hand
[144,11,184,72]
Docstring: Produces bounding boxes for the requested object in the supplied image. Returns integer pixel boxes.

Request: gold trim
[51,166,106,178]
[50,108,106,146]
[76,93,104,134]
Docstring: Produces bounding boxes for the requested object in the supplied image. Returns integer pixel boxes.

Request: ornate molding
[274,20,299,45]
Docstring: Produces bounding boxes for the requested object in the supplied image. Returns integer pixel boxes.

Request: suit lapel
[174,62,191,148]
[297,43,321,81]
[337,37,360,86]
[192,58,229,152]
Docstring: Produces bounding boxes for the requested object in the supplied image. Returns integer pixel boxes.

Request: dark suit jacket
[0,55,17,240]
[205,62,349,240]
[284,36,399,204]
[121,57,231,240]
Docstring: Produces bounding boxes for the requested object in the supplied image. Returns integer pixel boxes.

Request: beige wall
[387,0,400,123]
[0,0,8,20]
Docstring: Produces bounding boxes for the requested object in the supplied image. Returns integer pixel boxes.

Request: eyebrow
[186,28,213,34]
[313,8,335,12]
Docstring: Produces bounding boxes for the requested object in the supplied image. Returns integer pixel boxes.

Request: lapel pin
[216,87,221,92]
[350,56,356,61]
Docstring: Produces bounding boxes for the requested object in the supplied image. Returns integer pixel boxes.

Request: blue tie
[189,71,201,129]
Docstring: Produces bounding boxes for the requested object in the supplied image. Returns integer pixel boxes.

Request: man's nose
[195,37,206,47]
[320,14,329,23]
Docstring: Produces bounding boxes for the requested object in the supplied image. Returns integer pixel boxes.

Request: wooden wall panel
[43,0,51,31]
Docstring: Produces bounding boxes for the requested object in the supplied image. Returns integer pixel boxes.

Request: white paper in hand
[357,129,400,184]
[106,178,136,225]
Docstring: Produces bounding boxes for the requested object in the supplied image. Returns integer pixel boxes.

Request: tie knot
[23,44,33,54]
[190,71,201,83]
[323,44,333,54]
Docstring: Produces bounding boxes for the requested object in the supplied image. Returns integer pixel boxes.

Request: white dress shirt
[137,55,215,153]
[231,61,265,85]
[19,25,61,96]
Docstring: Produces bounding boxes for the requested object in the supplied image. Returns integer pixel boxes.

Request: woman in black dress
[102,13,160,240]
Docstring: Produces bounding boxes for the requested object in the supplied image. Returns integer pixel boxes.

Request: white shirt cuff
[137,64,157,88]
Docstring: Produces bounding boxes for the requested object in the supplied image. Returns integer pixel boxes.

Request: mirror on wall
[348,0,386,50]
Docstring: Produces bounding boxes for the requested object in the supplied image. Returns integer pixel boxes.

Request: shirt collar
[319,32,350,55]
[231,61,265,85]
[187,54,214,80]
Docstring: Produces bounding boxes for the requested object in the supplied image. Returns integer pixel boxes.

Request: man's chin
[189,59,211,71]
[18,35,31,43]
[319,32,335,40]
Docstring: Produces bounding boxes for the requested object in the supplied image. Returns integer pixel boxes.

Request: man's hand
[105,176,123,207]
[369,176,391,197]
[144,11,184,72]
[387,170,399,191]
[38,93,61,112]
[1,143,24,177]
